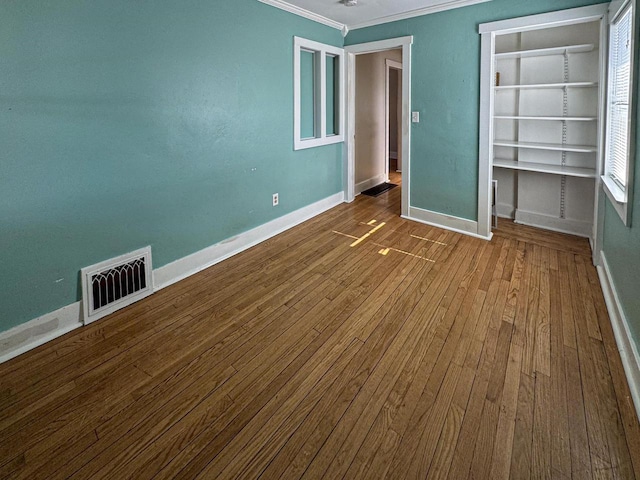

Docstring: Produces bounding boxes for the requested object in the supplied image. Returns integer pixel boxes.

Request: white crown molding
[258,0,491,34]
[348,0,492,31]
[257,0,345,31]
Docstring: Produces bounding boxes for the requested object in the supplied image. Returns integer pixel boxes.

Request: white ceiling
[262,0,491,31]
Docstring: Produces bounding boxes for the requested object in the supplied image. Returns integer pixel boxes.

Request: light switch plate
[412,111,420,123]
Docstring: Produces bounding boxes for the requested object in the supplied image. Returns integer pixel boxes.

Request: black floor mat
[361,182,398,197]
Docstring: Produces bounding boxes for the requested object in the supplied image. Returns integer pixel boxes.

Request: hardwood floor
[1,180,638,479]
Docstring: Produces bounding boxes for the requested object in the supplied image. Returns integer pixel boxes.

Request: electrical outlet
[272,193,279,206]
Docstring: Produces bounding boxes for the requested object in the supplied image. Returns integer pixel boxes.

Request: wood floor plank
[549,261,572,480]
[521,243,540,377]
[532,372,552,480]
[1,184,638,480]
[509,372,535,480]
[534,245,551,377]
[566,253,615,479]
[565,344,594,479]
[488,340,524,480]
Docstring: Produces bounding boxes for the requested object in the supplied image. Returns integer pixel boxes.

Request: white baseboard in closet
[515,209,591,238]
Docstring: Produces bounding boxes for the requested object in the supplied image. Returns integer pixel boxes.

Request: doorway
[344,36,413,217]
[351,49,402,198]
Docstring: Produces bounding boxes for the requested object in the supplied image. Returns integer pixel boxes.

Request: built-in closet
[480,6,608,244]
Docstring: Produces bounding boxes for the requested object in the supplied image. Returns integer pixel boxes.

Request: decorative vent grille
[81,247,153,325]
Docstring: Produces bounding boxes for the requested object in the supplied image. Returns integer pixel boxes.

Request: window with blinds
[602,0,635,225]
[604,1,634,216]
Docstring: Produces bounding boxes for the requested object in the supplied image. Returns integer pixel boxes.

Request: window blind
[606,4,633,191]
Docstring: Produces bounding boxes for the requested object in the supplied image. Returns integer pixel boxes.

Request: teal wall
[603,185,640,353]
[0,0,343,331]
[601,7,640,354]
[345,0,608,221]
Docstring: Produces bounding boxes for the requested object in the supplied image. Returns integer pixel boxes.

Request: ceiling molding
[257,0,346,31]
[347,0,492,31]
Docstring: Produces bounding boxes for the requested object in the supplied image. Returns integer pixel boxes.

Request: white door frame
[344,36,413,217]
[385,59,403,181]
[478,4,609,244]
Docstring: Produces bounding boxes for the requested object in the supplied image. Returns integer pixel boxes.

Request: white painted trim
[294,37,345,151]
[0,302,82,364]
[257,0,345,31]
[479,4,608,34]
[385,59,403,183]
[356,174,387,195]
[345,36,413,55]
[405,206,492,241]
[0,191,345,364]
[348,0,491,31]
[154,191,345,290]
[602,174,629,222]
[344,52,356,203]
[478,30,495,240]
[610,0,629,19]
[593,12,610,265]
[345,36,413,218]
[597,252,640,421]
[514,210,592,238]
[496,202,515,219]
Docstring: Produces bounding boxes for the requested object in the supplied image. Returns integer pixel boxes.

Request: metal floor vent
[81,246,153,325]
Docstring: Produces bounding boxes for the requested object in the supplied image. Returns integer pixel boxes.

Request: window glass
[326,54,339,136]
[300,50,316,139]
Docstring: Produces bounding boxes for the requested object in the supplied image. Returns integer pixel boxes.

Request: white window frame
[603,0,636,225]
[293,37,345,150]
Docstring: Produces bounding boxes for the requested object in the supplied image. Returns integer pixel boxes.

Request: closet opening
[479,5,609,262]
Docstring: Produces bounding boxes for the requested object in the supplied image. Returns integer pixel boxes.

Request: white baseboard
[153,191,345,290]
[405,206,492,241]
[597,252,640,421]
[515,209,591,238]
[0,302,82,364]
[496,202,515,219]
[355,174,387,195]
[0,191,345,364]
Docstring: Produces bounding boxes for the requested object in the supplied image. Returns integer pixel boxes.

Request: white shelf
[494,115,597,122]
[493,159,597,178]
[495,43,595,59]
[495,81,597,90]
[494,140,597,153]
